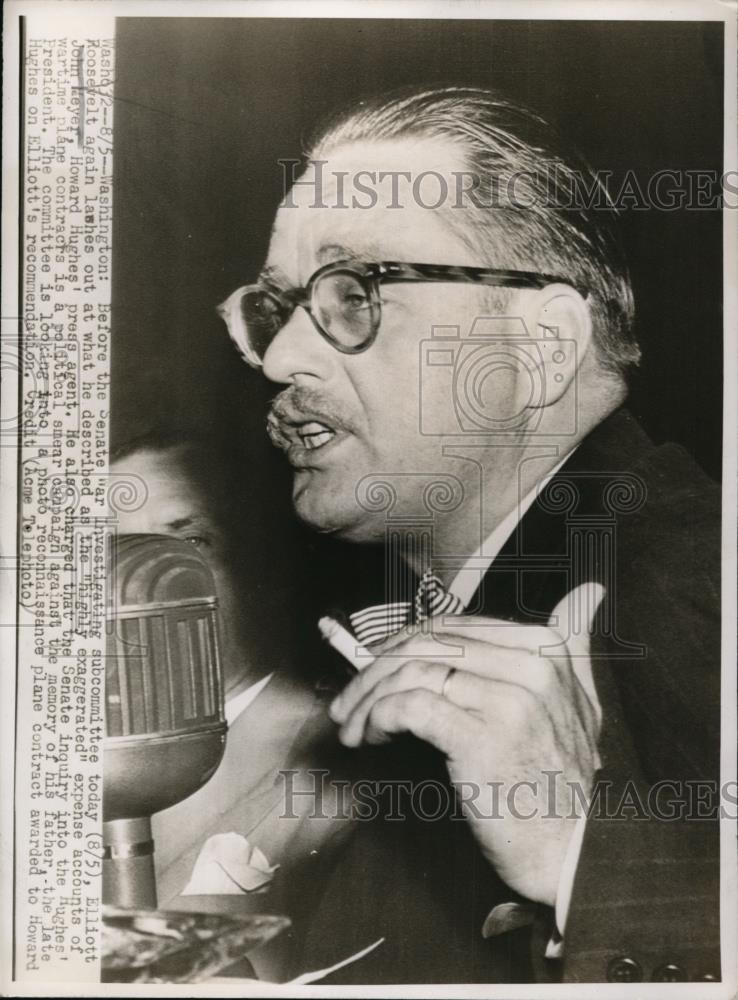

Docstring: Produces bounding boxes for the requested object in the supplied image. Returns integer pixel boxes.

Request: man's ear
[523,283,592,408]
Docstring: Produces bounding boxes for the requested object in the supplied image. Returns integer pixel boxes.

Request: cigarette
[318,616,376,671]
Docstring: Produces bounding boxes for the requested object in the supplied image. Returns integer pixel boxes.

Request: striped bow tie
[348,569,465,648]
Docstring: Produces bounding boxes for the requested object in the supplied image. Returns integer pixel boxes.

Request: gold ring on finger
[441,666,457,699]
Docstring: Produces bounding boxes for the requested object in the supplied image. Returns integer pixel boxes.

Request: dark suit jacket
[297,409,721,984]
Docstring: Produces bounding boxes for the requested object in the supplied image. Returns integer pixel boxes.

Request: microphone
[103,534,227,909]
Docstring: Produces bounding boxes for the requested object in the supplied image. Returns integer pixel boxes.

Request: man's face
[262,138,523,542]
[110,445,249,690]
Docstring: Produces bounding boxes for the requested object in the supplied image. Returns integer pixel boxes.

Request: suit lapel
[472,408,653,623]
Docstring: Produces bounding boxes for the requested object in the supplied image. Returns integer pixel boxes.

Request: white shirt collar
[448,450,575,608]
[224,672,273,726]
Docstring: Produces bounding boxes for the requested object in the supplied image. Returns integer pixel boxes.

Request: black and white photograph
[1,1,736,994]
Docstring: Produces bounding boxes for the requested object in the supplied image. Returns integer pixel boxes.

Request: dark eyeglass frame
[217,259,589,367]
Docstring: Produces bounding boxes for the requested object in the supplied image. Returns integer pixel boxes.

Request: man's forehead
[112,447,212,523]
[266,136,472,283]
[266,204,433,281]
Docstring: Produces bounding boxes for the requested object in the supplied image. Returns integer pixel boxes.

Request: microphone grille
[106,534,225,738]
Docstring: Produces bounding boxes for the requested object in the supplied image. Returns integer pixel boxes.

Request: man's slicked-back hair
[308,85,640,375]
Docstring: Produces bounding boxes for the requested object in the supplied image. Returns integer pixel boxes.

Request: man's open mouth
[266,409,342,458]
[296,420,336,451]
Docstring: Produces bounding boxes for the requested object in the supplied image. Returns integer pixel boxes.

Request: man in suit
[217,85,722,983]
[110,433,352,980]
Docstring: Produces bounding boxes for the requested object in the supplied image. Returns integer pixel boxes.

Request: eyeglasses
[217,260,589,368]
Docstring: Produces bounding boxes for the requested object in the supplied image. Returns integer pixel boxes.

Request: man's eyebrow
[259,264,282,283]
[164,514,216,534]
[316,243,352,264]
[166,516,195,531]
[261,241,392,287]
[316,242,386,264]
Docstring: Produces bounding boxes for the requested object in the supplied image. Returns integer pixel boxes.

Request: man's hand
[329,584,604,907]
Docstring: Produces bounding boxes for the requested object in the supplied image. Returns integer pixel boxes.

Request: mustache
[267,386,356,450]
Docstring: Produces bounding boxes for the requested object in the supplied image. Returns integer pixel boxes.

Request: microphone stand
[103,534,227,909]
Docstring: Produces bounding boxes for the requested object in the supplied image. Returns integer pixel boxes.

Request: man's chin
[292,474,379,542]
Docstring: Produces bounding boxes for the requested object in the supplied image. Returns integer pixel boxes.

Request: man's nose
[262,306,333,385]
